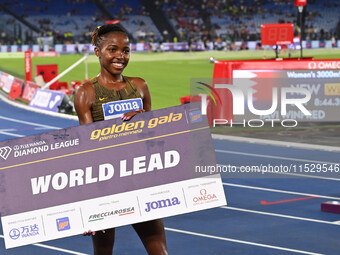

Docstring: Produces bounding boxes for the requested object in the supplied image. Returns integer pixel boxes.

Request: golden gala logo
[90,112,183,141]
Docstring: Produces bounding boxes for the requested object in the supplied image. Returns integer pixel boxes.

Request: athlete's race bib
[102,98,143,120]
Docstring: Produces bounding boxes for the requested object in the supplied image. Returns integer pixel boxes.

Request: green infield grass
[1,49,340,110]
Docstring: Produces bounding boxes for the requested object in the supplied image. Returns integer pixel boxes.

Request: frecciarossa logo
[145,197,181,212]
[88,207,135,222]
[102,98,143,120]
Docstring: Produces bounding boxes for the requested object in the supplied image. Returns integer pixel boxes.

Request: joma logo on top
[102,98,143,120]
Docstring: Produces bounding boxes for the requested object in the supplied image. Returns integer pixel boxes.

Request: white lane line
[0,129,24,137]
[267,171,340,181]
[0,235,89,255]
[218,164,340,181]
[215,149,339,165]
[212,134,340,152]
[0,116,59,130]
[221,206,340,225]
[32,243,90,255]
[223,183,340,200]
[165,227,324,255]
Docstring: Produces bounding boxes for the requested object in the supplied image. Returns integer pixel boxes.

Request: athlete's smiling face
[95,31,130,76]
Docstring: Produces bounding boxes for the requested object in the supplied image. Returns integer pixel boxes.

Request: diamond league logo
[0,146,12,160]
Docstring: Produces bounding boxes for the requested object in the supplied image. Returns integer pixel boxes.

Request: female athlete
[74,24,168,255]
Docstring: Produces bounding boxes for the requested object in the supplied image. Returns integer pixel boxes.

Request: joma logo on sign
[145,197,181,212]
[0,146,12,160]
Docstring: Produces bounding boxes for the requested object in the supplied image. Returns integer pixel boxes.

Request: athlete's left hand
[121,109,145,120]
[82,229,105,236]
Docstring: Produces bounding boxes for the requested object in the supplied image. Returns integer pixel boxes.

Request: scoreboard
[261,23,294,46]
[210,59,340,123]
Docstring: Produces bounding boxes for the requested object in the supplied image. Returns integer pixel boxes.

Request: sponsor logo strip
[1,175,226,248]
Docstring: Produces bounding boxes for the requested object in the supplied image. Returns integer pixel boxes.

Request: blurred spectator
[0,0,339,46]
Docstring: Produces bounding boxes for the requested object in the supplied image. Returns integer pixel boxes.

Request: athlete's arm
[121,77,151,120]
[74,82,95,125]
[75,82,105,236]
[132,77,151,112]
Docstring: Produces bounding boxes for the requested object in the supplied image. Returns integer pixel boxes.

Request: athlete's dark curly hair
[91,24,129,48]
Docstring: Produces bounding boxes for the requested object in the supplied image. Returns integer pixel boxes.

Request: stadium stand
[0,3,39,45]
[161,0,340,43]
[0,0,339,47]
[162,0,206,42]
[0,11,14,45]
[8,0,105,43]
[208,0,340,42]
[101,0,163,42]
[0,0,163,44]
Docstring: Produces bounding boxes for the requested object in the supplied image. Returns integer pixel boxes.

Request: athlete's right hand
[121,108,145,120]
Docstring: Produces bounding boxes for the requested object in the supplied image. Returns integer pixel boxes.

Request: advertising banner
[29,88,65,112]
[161,42,205,51]
[30,52,59,57]
[25,51,32,82]
[21,81,40,102]
[0,72,14,93]
[8,78,24,100]
[0,103,226,248]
